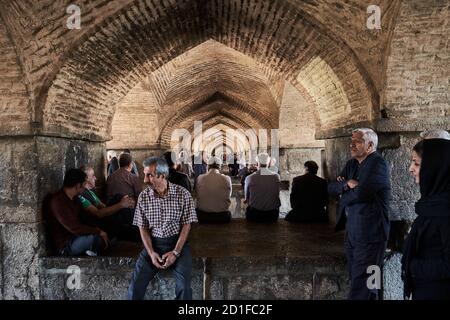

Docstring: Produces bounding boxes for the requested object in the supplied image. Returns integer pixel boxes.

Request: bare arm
[84,196,131,218]
[174,223,191,253]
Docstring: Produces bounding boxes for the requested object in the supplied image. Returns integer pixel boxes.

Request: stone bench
[40,220,348,300]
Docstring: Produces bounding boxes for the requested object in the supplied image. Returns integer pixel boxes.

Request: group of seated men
[45,150,328,257]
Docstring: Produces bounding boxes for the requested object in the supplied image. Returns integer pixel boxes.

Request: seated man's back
[245,168,281,211]
[244,155,281,223]
[286,161,328,223]
[195,157,232,223]
[196,169,232,213]
[106,167,142,204]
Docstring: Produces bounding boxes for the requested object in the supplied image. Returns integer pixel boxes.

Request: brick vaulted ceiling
[0,0,401,141]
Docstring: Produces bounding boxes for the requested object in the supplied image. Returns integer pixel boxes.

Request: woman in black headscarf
[401,138,450,300]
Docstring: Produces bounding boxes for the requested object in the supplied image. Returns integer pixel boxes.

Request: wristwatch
[173,249,181,258]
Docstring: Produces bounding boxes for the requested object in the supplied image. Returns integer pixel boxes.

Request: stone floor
[40,220,349,300]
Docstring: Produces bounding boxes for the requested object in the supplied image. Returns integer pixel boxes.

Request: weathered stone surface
[381,134,421,221]
[36,136,106,198]
[383,253,403,300]
[40,257,203,300]
[312,273,349,300]
[1,223,42,299]
[40,255,347,300]
[0,138,38,223]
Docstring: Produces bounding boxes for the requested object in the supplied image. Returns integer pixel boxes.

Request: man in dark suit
[328,128,391,300]
[163,151,192,192]
[285,161,328,223]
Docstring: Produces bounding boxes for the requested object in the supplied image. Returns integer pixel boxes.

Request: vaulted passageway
[0,0,448,300]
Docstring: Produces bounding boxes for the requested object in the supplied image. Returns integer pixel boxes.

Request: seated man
[79,165,136,240]
[127,156,198,300]
[244,153,281,223]
[285,161,329,223]
[106,152,142,206]
[123,149,140,177]
[46,168,108,256]
[195,157,232,223]
[106,153,142,241]
[163,151,192,192]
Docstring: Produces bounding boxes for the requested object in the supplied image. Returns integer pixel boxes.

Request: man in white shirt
[195,157,232,223]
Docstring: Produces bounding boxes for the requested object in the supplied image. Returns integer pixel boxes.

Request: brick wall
[381,0,450,131]
[0,21,30,136]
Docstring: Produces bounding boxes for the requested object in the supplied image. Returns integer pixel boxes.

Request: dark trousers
[97,209,140,242]
[344,233,386,300]
[61,234,105,256]
[196,209,231,224]
[412,280,450,300]
[285,209,328,223]
[127,235,193,300]
[245,207,279,223]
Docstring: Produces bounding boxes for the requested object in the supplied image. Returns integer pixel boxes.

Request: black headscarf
[402,138,450,298]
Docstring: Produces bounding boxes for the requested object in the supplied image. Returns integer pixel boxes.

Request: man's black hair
[63,168,87,188]
[304,161,319,175]
[119,152,133,167]
[163,151,176,168]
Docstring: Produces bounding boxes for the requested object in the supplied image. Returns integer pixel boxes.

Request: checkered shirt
[133,182,198,238]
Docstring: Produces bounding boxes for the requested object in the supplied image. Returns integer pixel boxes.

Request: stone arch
[38,0,377,142]
[159,92,272,148]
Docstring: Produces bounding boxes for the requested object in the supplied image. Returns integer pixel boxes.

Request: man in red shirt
[46,168,109,256]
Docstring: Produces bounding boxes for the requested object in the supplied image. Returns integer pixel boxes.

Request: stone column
[0,135,106,299]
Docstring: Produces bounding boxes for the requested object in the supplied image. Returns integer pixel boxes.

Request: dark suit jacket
[328,152,391,243]
[168,168,192,192]
[290,173,328,220]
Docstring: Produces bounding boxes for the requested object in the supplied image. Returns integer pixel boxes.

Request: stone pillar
[0,137,41,299]
[0,135,106,299]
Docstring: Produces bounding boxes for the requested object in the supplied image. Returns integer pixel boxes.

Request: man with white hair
[244,152,281,223]
[328,128,391,300]
[420,129,450,140]
[195,156,232,223]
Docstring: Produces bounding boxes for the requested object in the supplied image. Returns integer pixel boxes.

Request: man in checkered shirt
[127,156,198,300]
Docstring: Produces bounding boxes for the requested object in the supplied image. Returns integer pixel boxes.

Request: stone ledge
[39,221,348,299]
